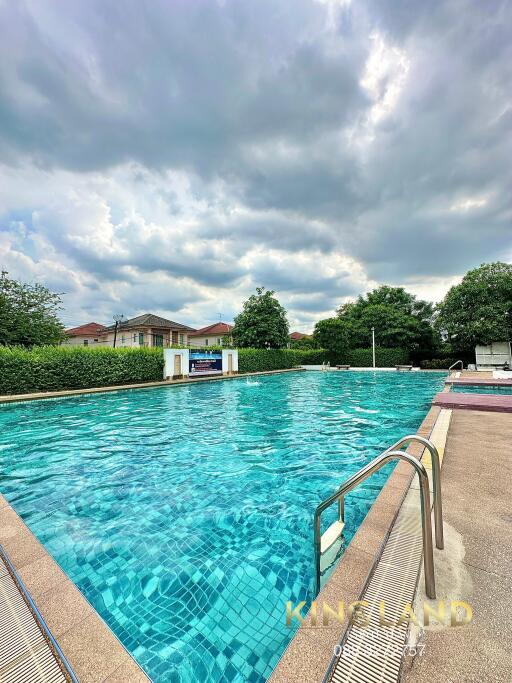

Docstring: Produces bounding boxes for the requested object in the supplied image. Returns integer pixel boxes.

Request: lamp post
[372,326,376,368]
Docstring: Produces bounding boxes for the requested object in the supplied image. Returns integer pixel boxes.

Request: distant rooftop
[66,322,107,336]
[290,331,308,340]
[189,322,234,337]
[106,313,195,331]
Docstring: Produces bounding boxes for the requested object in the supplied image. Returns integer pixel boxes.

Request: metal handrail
[385,435,444,550]
[314,451,436,598]
[448,359,464,371]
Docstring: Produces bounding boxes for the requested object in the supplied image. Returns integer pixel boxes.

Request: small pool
[0,371,445,682]
[453,383,512,395]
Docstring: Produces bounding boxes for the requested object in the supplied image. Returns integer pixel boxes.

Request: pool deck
[403,409,512,682]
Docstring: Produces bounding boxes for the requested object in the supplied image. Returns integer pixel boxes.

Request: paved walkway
[455,371,493,379]
[403,409,512,682]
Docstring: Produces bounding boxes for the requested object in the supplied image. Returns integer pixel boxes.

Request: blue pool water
[453,383,512,395]
[0,371,445,682]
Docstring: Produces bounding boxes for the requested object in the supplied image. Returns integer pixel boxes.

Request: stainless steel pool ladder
[314,435,444,599]
[449,359,464,371]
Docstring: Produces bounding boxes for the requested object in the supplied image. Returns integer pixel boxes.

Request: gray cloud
[0,0,511,330]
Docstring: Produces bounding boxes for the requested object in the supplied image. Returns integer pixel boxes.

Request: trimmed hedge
[238,348,325,372]
[419,358,459,369]
[237,347,409,372]
[0,346,164,395]
[345,347,409,367]
[0,345,411,395]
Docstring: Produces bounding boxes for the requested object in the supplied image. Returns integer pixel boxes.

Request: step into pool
[0,371,445,682]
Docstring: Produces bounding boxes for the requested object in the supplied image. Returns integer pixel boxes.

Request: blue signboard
[189,351,223,376]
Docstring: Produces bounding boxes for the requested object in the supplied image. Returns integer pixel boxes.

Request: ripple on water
[0,370,445,683]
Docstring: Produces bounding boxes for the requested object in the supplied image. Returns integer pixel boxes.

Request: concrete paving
[402,409,512,683]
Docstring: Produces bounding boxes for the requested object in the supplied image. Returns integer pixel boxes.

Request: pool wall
[269,402,444,683]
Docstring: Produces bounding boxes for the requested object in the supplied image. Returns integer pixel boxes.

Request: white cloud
[0,0,511,330]
[450,196,488,212]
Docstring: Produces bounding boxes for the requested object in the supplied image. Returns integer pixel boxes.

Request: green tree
[0,274,65,347]
[363,285,434,320]
[437,262,512,350]
[232,287,289,348]
[353,305,425,348]
[337,285,437,351]
[313,318,350,354]
[290,336,319,349]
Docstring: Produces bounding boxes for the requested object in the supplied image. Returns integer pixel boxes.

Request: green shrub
[0,344,411,396]
[237,348,319,372]
[411,346,474,366]
[346,347,409,367]
[419,358,458,370]
[0,346,164,395]
[237,347,409,372]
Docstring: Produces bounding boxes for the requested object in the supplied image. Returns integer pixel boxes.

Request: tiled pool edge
[0,494,150,682]
[0,368,305,404]
[268,403,442,683]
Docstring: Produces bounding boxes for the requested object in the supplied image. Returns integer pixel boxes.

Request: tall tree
[437,262,512,350]
[337,285,437,350]
[0,274,65,347]
[232,287,289,348]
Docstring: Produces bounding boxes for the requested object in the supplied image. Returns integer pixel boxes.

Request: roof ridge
[189,321,234,335]
[104,313,195,331]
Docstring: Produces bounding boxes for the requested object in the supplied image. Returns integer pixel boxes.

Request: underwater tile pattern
[0,371,445,682]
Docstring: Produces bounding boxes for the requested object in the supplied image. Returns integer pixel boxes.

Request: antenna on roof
[218,312,223,321]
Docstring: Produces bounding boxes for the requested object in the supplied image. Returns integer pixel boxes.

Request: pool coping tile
[0,501,151,682]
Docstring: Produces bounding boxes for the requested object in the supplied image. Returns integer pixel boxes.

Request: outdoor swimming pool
[0,370,445,682]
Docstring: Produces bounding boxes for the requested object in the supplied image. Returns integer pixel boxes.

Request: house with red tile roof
[188,322,234,347]
[289,331,308,340]
[102,314,195,348]
[63,322,107,346]
[64,314,196,348]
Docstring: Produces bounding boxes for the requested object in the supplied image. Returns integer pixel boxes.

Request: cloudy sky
[0,0,511,331]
